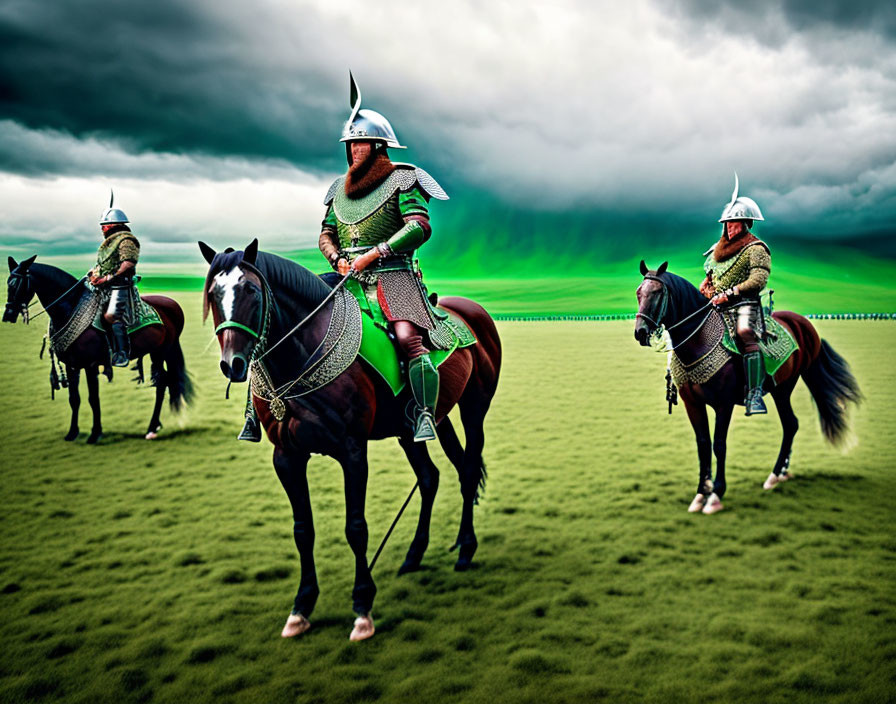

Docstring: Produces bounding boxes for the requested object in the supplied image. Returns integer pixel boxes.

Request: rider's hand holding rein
[349,247,381,274]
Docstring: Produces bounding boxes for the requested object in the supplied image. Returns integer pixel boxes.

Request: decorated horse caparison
[3,256,192,442]
[634,261,861,513]
[200,240,501,641]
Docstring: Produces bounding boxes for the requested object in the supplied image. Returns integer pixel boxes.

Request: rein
[638,274,717,353]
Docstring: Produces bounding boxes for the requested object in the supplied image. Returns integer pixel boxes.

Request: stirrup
[413,411,437,443]
[110,351,130,367]
[238,415,262,442]
[744,389,767,416]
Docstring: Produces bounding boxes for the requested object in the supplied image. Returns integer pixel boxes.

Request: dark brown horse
[199,240,501,641]
[634,261,861,514]
[4,256,192,442]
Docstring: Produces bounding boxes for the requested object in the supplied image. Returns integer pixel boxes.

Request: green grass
[0,294,894,703]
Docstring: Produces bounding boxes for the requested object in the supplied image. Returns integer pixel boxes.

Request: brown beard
[712,228,760,261]
[344,150,396,199]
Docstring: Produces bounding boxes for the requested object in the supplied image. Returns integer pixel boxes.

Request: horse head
[200,239,265,382]
[634,259,668,346]
[4,255,37,323]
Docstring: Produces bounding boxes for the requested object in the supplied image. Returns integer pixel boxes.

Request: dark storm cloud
[0,0,344,174]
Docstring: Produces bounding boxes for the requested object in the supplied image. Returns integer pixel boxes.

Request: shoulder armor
[392,163,449,200]
[324,177,344,206]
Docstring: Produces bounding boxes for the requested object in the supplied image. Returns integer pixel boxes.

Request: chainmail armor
[704,242,770,293]
[249,287,362,416]
[669,310,730,386]
[48,289,101,354]
[377,270,437,331]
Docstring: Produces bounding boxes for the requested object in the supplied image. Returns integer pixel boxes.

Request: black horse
[635,261,861,513]
[200,240,501,640]
[4,256,192,442]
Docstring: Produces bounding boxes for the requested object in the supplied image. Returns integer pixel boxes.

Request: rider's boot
[238,387,262,442]
[408,354,439,442]
[109,321,130,367]
[744,351,767,416]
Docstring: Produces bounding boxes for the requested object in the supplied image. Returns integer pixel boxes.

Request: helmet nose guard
[719,173,764,223]
[100,190,129,225]
[340,72,406,150]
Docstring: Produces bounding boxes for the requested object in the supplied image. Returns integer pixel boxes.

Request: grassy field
[0,293,894,704]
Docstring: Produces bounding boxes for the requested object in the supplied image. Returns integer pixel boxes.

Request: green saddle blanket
[92,295,162,335]
[721,310,798,377]
[357,304,478,396]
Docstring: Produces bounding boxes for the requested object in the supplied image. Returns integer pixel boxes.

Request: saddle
[317,273,477,396]
[669,307,798,388]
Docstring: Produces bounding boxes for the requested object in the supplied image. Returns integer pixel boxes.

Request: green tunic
[96,230,140,277]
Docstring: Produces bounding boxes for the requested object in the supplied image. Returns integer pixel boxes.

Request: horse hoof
[778,472,792,482]
[64,431,79,442]
[86,433,102,445]
[281,613,311,638]
[702,493,724,515]
[145,431,158,440]
[397,560,421,576]
[349,614,375,641]
[688,494,706,512]
[763,472,779,490]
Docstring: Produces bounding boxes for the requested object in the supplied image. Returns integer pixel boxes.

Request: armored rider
[322,74,449,442]
[88,193,139,367]
[699,175,771,415]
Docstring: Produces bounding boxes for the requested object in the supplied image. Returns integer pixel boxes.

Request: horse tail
[165,339,194,412]
[801,338,862,445]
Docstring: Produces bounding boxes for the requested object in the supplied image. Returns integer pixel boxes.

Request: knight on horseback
[88,192,140,367]
[239,73,449,443]
[699,175,771,415]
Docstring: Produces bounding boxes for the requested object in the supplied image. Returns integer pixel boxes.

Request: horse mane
[29,262,78,290]
[203,249,330,321]
[655,271,706,321]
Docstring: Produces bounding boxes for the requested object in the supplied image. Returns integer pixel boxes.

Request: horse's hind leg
[273,448,318,638]
[85,366,103,444]
[453,399,489,571]
[64,365,81,441]
[397,436,440,574]
[145,354,166,439]
[765,380,799,490]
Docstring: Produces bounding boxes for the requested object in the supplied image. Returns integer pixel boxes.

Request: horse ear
[21,255,36,270]
[639,260,648,276]
[198,241,217,264]
[657,261,668,275]
[243,238,259,265]
[8,256,17,272]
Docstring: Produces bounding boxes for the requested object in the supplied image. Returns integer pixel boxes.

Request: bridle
[638,274,716,352]
[212,262,273,361]
[6,270,87,324]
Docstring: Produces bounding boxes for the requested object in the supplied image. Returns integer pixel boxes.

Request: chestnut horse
[200,240,501,641]
[4,256,192,442]
[634,261,861,514]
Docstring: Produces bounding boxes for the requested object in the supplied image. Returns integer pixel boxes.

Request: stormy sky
[1,0,894,264]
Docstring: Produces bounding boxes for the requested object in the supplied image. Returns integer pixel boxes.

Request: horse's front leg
[704,403,734,514]
[272,448,318,638]
[64,365,81,441]
[85,366,103,444]
[681,390,712,513]
[340,439,376,641]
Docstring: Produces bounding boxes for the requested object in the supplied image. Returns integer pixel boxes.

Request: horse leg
[85,366,103,444]
[765,380,800,489]
[703,404,734,514]
[272,448,318,638]
[682,396,712,513]
[453,400,488,571]
[64,365,81,441]
[145,354,166,439]
[340,441,376,641]
[397,436,440,574]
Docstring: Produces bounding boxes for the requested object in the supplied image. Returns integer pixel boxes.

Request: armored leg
[105,285,132,367]
[408,354,439,442]
[109,322,130,367]
[394,320,438,442]
[238,386,262,442]
[743,352,767,415]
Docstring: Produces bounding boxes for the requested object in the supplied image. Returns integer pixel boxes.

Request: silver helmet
[719,173,763,223]
[100,190,129,225]
[340,72,406,149]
